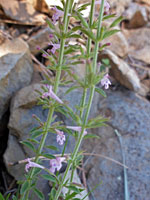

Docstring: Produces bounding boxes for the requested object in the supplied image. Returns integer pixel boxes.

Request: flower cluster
[50,157,65,174]
[101,74,111,89]
[55,129,66,145]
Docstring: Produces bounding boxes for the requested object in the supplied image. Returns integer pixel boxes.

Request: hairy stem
[54,1,105,199]
[20,1,71,199]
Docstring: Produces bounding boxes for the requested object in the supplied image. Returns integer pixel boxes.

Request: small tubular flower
[42,85,63,104]
[101,74,111,89]
[95,0,110,13]
[55,129,66,145]
[49,157,65,174]
[50,42,61,54]
[66,126,87,136]
[51,6,64,24]
[25,158,45,172]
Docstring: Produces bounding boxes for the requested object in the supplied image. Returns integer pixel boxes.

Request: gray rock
[98,50,145,94]
[123,28,150,64]
[82,88,150,200]
[27,27,51,55]
[101,32,129,58]
[4,83,96,199]
[0,38,33,121]
[124,3,148,28]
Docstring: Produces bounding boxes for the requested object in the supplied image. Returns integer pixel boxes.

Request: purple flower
[51,6,64,24]
[25,158,45,172]
[95,0,110,13]
[49,157,65,174]
[66,126,87,136]
[50,42,60,54]
[36,46,41,50]
[55,129,66,145]
[49,34,53,39]
[101,74,111,89]
[42,85,63,104]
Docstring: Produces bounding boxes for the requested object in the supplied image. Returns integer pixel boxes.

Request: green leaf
[102,58,110,65]
[45,145,58,151]
[41,174,57,183]
[103,14,116,21]
[0,193,5,200]
[95,87,107,97]
[65,192,78,200]
[76,11,89,28]
[20,141,35,152]
[103,29,120,39]
[31,130,43,139]
[42,153,56,159]
[33,187,45,200]
[20,181,29,194]
[110,16,123,28]
[77,3,90,12]
[50,188,57,199]
[65,185,80,193]
[84,134,100,139]
[67,34,81,38]
[6,193,11,200]
[65,86,80,95]
[12,196,18,200]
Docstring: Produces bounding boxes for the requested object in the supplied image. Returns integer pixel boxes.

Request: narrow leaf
[20,181,29,194]
[110,16,123,28]
[33,187,45,200]
[103,29,120,39]
[95,87,107,97]
[41,174,57,183]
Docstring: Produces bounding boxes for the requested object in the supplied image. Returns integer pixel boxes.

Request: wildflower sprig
[7,0,123,199]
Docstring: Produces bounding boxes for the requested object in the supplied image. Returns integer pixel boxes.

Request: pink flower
[95,0,110,13]
[55,129,66,145]
[49,157,65,174]
[101,74,111,89]
[25,158,45,172]
[66,126,87,136]
[51,6,64,24]
[50,42,60,54]
[42,85,63,104]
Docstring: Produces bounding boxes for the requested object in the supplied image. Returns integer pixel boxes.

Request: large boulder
[82,88,150,200]
[0,38,33,121]
[4,84,95,199]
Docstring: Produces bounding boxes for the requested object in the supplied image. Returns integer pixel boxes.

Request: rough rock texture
[82,88,150,200]
[101,32,129,57]
[4,84,97,199]
[27,27,51,55]
[98,50,145,94]
[123,28,150,64]
[124,3,148,28]
[0,38,33,121]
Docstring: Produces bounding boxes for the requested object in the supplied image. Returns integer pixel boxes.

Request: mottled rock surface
[0,38,33,121]
[82,88,150,200]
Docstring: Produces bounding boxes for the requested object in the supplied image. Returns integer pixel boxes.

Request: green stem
[20,1,71,199]
[54,1,105,199]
